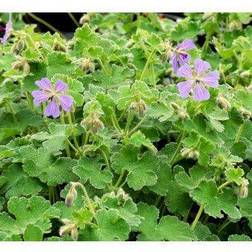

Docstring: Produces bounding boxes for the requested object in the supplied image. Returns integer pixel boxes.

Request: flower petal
[44,100,60,118]
[177,39,195,51]
[203,71,219,88]
[60,95,73,111]
[31,90,48,105]
[55,80,68,93]
[194,59,210,75]
[192,84,210,101]
[170,53,179,72]
[177,64,193,78]
[35,78,52,91]
[0,20,12,44]
[177,81,193,98]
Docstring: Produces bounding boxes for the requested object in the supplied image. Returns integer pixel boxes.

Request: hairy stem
[235,122,245,143]
[27,13,64,37]
[128,116,145,136]
[191,205,204,231]
[170,131,185,166]
[139,48,156,81]
[75,182,95,216]
[68,13,79,27]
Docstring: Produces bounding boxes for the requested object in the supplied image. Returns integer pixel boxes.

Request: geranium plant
[0,13,252,241]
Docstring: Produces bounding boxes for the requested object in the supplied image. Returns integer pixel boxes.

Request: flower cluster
[170,40,219,101]
[32,78,74,118]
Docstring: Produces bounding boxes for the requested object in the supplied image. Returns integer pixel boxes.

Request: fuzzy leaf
[73,158,113,189]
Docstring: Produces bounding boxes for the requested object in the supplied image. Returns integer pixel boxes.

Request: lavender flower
[176,58,219,101]
[0,20,12,44]
[170,39,195,72]
[32,78,74,118]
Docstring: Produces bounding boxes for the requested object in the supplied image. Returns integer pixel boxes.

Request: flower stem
[217,181,231,191]
[60,112,71,157]
[125,110,134,136]
[191,179,232,230]
[100,149,110,169]
[170,131,185,166]
[113,170,126,190]
[68,13,79,27]
[128,116,146,136]
[191,205,204,231]
[67,112,81,153]
[235,122,245,143]
[139,48,156,81]
[111,111,122,135]
[75,182,95,216]
[27,13,64,38]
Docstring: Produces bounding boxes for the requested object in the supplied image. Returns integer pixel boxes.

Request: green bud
[59,222,77,238]
[216,95,231,110]
[130,99,147,116]
[12,58,30,75]
[80,58,95,73]
[81,113,104,134]
[238,178,249,199]
[181,147,199,160]
[239,107,252,120]
[80,14,91,24]
[65,184,78,207]
[53,40,67,52]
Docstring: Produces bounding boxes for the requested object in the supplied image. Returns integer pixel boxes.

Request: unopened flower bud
[163,40,173,57]
[80,58,95,73]
[246,84,252,92]
[117,188,129,202]
[12,58,30,75]
[240,70,251,78]
[65,184,78,207]
[11,39,26,54]
[178,110,189,120]
[59,222,78,240]
[181,147,199,160]
[81,114,104,134]
[80,14,90,24]
[53,40,67,52]
[216,95,231,110]
[228,20,242,31]
[238,178,249,198]
[70,226,78,241]
[171,102,188,120]
[130,99,147,116]
[239,107,252,120]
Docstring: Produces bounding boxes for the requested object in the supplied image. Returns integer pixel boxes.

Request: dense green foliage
[0,13,252,241]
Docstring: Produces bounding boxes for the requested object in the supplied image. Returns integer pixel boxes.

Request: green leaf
[137,202,160,241]
[112,147,158,190]
[158,215,196,241]
[225,167,244,185]
[31,123,71,153]
[24,224,43,241]
[175,165,212,191]
[228,234,251,241]
[73,158,113,189]
[0,196,59,240]
[191,180,241,219]
[94,209,130,241]
[126,130,157,154]
[17,145,77,186]
[1,164,42,198]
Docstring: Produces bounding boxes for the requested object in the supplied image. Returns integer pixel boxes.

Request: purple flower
[176,58,219,101]
[170,39,195,72]
[32,78,74,118]
[0,20,12,44]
